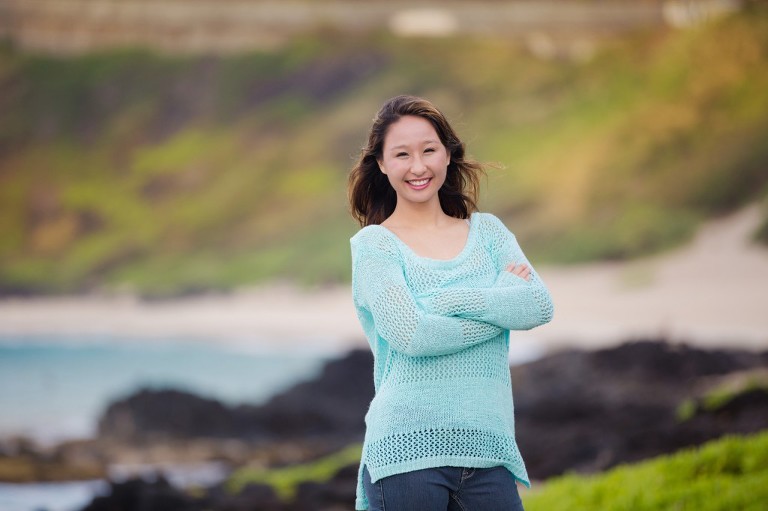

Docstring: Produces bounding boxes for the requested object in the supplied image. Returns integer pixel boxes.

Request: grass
[676,373,768,422]
[226,443,362,500]
[522,431,768,511]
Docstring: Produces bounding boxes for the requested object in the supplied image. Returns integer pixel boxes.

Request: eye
[424,147,435,154]
[396,152,408,158]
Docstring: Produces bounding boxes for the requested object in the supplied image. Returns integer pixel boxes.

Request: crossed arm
[353,249,506,357]
[419,228,554,332]
[419,266,554,332]
[354,245,552,358]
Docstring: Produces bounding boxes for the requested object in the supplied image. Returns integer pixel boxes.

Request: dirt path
[529,203,768,352]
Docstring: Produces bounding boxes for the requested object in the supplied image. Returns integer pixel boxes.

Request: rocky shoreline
[2,339,767,510]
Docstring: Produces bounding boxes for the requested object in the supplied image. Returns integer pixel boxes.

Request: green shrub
[523,431,768,511]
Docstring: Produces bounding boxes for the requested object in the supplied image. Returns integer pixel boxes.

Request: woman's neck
[385,201,450,229]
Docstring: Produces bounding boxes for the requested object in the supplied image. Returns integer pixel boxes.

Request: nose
[411,155,428,175]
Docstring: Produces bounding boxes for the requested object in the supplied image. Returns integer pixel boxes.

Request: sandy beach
[1,204,766,355]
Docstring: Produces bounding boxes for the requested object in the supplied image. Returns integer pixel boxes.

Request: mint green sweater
[350,212,554,510]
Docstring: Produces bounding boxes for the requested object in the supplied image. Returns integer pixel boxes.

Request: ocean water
[0,481,108,511]
[0,334,332,511]
[0,335,331,443]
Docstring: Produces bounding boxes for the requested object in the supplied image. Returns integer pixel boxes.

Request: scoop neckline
[374,212,479,267]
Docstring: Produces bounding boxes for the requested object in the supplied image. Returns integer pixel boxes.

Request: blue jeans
[363,465,525,511]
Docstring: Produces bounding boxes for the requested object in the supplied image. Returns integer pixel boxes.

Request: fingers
[505,263,531,281]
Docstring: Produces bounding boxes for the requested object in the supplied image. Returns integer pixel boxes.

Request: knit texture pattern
[350,212,554,510]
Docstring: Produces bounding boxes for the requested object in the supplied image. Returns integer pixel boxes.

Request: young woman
[347,95,554,511]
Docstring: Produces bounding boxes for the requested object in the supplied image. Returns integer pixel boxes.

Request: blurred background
[0,1,767,510]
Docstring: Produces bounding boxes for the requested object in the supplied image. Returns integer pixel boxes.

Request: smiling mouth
[407,178,431,188]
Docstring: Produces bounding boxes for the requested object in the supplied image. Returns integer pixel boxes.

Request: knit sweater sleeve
[422,214,554,331]
[351,229,504,357]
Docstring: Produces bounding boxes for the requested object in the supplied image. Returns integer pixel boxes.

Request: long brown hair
[347,95,485,227]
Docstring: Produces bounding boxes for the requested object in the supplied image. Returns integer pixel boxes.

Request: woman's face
[378,115,450,209]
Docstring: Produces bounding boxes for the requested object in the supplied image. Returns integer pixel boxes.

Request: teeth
[408,179,430,186]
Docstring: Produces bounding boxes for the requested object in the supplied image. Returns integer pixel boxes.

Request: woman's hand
[505,262,531,281]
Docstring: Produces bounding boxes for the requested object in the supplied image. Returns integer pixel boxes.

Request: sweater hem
[367,456,530,487]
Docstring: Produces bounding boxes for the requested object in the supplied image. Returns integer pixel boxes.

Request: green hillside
[1,8,767,297]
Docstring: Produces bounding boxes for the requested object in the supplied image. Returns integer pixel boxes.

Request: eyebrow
[389,140,440,150]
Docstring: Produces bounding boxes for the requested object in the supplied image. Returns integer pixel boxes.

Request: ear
[377,159,387,174]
